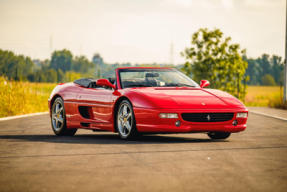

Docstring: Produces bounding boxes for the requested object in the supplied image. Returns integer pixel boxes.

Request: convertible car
[48,67,248,140]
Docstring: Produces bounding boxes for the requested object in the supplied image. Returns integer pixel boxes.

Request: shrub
[262,74,277,86]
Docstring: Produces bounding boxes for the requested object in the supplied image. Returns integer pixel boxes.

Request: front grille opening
[181,113,234,122]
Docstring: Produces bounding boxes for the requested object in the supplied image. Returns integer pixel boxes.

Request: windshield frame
[118,68,200,89]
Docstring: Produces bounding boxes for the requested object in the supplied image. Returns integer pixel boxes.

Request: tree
[243,56,264,85]
[256,54,270,84]
[66,71,82,82]
[257,54,270,76]
[43,69,57,82]
[181,28,248,98]
[0,49,34,80]
[73,56,95,74]
[41,59,51,71]
[244,57,257,85]
[50,49,73,72]
[262,74,277,86]
[243,54,285,86]
[271,55,284,85]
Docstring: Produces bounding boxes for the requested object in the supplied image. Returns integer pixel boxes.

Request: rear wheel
[116,100,140,140]
[208,132,231,139]
[51,97,77,136]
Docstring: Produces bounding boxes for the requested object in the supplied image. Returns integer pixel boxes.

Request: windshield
[119,68,199,89]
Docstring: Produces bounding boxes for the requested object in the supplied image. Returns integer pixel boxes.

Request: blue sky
[0,0,285,64]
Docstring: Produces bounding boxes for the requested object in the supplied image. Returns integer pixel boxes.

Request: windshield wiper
[164,83,195,87]
[124,84,153,88]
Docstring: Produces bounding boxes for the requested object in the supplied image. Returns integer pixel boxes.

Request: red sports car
[48,67,248,140]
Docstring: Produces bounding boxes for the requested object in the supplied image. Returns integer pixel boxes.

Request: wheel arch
[50,94,63,109]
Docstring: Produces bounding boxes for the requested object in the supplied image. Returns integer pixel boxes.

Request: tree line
[0,49,182,83]
[0,49,96,83]
[244,54,284,86]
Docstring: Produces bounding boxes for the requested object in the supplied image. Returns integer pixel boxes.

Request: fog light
[175,120,181,127]
[232,120,238,126]
[236,113,248,118]
[159,113,178,118]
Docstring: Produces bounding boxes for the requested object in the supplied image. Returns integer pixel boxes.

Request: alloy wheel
[118,104,133,137]
[52,102,64,131]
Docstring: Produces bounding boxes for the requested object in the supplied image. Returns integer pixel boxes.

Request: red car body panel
[48,67,248,134]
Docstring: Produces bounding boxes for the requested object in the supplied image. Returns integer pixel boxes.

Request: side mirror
[200,80,210,88]
[96,79,116,89]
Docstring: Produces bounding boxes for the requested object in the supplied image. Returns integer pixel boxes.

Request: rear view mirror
[200,80,210,88]
[96,79,116,89]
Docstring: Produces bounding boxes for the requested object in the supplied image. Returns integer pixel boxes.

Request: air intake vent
[181,113,234,122]
[79,106,90,119]
[80,123,90,127]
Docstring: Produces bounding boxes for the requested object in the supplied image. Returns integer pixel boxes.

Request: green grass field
[0,76,284,118]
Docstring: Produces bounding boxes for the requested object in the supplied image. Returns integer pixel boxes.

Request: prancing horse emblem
[207,115,210,121]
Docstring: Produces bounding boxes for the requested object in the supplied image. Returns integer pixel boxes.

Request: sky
[0,0,285,65]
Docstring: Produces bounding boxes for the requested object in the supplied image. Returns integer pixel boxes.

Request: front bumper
[133,107,248,133]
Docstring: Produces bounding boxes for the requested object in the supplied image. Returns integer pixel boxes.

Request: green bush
[262,74,277,86]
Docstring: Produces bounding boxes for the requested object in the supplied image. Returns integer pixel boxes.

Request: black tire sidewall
[208,132,231,139]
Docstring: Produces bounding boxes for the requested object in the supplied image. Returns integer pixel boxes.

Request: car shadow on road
[0,133,229,144]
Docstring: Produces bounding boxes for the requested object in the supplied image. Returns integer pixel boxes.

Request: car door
[76,87,113,123]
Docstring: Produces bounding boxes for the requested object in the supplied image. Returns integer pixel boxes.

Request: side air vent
[78,106,90,119]
[80,123,90,127]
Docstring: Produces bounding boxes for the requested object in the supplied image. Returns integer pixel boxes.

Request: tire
[116,100,140,140]
[207,132,231,139]
[51,97,77,136]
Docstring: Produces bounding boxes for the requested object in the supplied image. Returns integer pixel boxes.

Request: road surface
[0,113,287,192]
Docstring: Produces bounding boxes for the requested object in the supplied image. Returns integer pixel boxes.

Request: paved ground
[248,107,287,120]
[0,111,287,192]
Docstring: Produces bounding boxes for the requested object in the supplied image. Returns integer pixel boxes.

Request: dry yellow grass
[244,86,282,107]
[0,76,56,118]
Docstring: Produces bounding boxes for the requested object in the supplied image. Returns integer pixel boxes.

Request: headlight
[236,113,248,118]
[159,113,178,118]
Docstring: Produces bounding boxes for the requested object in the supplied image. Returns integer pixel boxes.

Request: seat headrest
[145,73,159,78]
[108,78,116,84]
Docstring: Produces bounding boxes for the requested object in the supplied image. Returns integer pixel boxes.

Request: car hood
[133,87,244,109]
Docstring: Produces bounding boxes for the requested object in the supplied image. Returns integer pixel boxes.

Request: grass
[0,76,285,118]
[244,86,282,107]
[0,76,56,118]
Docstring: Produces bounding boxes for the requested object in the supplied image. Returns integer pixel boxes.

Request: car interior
[74,73,163,89]
[74,78,116,90]
[121,73,162,88]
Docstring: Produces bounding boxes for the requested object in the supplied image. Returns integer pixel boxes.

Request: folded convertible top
[73,78,97,87]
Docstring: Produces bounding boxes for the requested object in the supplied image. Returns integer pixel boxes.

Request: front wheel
[51,97,77,136]
[116,100,140,140]
[207,132,231,139]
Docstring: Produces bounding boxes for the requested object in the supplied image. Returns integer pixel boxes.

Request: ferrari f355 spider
[48,67,248,140]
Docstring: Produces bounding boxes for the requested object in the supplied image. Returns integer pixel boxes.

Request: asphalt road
[0,113,287,192]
